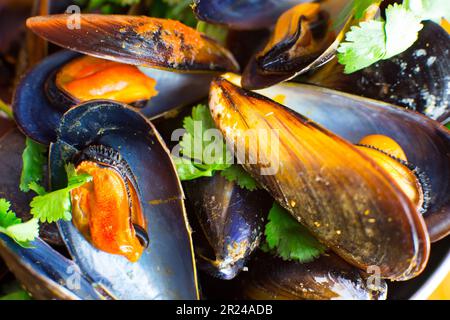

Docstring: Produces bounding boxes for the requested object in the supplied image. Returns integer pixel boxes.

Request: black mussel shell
[49,100,199,300]
[303,21,450,122]
[239,252,387,300]
[193,0,306,30]
[184,173,272,280]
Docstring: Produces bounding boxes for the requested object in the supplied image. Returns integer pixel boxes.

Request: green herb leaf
[337,0,450,73]
[20,138,47,193]
[384,3,423,59]
[263,202,326,263]
[405,0,450,22]
[337,19,386,73]
[0,199,39,247]
[30,164,92,223]
[174,104,233,181]
[221,165,258,191]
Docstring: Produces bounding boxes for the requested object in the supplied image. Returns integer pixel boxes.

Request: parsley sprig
[262,203,326,263]
[173,104,258,191]
[20,138,47,193]
[0,199,39,248]
[30,164,92,223]
[338,0,450,73]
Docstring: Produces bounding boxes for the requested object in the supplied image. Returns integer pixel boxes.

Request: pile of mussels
[0,0,449,300]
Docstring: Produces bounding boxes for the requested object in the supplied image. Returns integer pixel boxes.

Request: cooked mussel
[13,50,213,144]
[209,76,432,281]
[26,14,239,72]
[241,0,359,89]
[183,173,272,280]
[14,14,238,145]
[229,73,449,243]
[239,252,387,300]
[303,21,450,122]
[193,0,307,30]
[47,100,199,299]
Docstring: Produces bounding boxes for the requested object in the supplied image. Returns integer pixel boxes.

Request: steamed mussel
[13,14,239,144]
[0,0,449,301]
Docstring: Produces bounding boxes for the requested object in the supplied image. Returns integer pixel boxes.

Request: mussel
[183,173,272,280]
[209,75,435,281]
[1,100,200,299]
[193,0,307,30]
[13,14,239,145]
[241,0,360,89]
[303,21,450,122]
[239,252,387,300]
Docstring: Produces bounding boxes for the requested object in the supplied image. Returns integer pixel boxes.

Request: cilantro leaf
[0,198,39,248]
[384,3,423,59]
[337,19,386,73]
[174,104,234,181]
[263,202,326,263]
[30,164,92,223]
[173,156,215,180]
[354,0,380,19]
[221,165,258,191]
[405,0,450,22]
[20,138,47,193]
[446,122,450,130]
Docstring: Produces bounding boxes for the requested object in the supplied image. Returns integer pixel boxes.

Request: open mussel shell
[26,14,239,73]
[233,75,450,243]
[13,50,212,145]
[0,236,106,300]
[49,100,199,299]
[0,128,61,244]
[209,77,430,281]
[13,50,79,144]
[183,173,272,280]
[193,0,306,30]
[239,252,387,300]
[303,21,450,122]
[241,0,355,89]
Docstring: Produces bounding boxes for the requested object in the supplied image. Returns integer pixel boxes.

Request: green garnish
[0,289,32,300]
[20,138,47,193]
[221,165,258,191]
[0,199,39,248]
[0,99,13,119]
[197,21,228,45]
[173,105,258,191]
[150,0,198,27]
[76,0,140,13]
[30,164,92,223]
[262,202,326,263]
[338,0,448,73]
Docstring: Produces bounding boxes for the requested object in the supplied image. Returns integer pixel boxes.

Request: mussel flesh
[48,100,199,299]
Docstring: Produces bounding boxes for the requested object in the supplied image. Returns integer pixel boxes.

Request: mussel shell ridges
[249,79,450,243]
[50,100,199,300]
[209,77,430,281]
[239,252,387,300]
